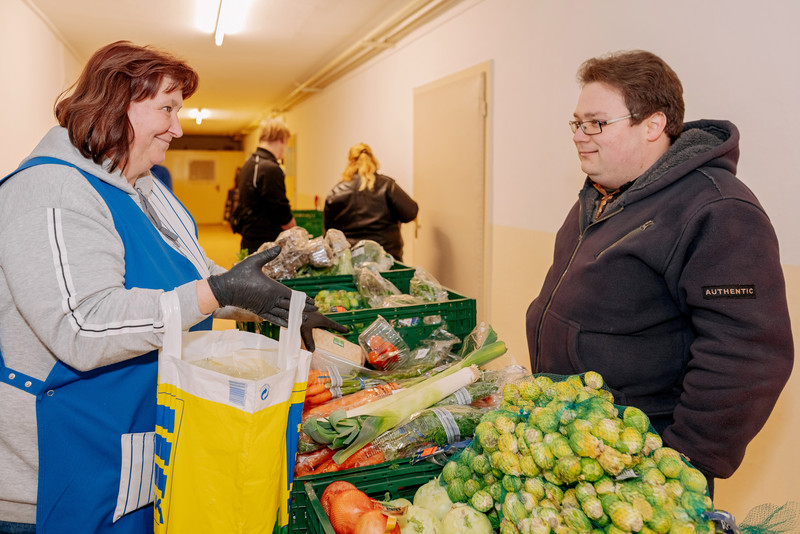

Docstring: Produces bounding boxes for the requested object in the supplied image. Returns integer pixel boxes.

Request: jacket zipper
[595,220,654,259]
[533,205,592,370]
[533,208,650,370]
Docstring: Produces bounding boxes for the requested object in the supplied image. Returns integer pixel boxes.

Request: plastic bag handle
[160,289,306,363]
[278,290,306,367]
[161,291,182,358]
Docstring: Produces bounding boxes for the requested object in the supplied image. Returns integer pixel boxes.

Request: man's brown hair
[578,50,684,142]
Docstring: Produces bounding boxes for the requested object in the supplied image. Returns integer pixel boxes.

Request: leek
[346,340,507,418]
[331,365,482,464]
[315,341,506,465]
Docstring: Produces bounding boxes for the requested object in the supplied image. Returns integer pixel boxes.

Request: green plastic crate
[241,286,477,351]
[293,210,324,237]
[284,262,416,294]
[289,459,442,534]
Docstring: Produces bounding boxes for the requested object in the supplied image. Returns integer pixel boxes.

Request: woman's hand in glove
[205,246,315,326]
[301,312,349,352]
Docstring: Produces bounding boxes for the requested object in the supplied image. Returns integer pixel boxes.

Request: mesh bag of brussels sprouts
[437,371,722,534]
[737,501,800,534]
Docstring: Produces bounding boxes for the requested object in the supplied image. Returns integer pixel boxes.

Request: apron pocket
[114,431,156,522]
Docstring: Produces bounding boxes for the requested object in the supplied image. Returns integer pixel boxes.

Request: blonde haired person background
[324,143,418,261]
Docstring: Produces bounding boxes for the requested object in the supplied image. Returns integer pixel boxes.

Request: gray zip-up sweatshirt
[0,126,226,523]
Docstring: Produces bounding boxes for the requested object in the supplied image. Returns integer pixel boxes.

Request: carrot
[305,390,333,406]
[295,447,336,477]
[310,458,340,474]
[307,369,331,385]
[302,383,400,421]
[337,444,385,471]
[305,445,385,475]
[305,382,328,397]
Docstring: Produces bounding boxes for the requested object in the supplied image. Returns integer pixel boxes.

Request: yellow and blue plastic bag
[154,291,310,533]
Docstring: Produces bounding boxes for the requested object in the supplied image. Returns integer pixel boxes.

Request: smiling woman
[125,79,185,182]
[0,40,340,533]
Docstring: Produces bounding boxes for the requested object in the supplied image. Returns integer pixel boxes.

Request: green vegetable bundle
[371,404,487,461]
[314,288,365,312]
[439,372,715,534]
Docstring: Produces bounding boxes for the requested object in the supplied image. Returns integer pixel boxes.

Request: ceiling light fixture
[214,0,226,46]
[208,0,249,47]
[189,108,211,125]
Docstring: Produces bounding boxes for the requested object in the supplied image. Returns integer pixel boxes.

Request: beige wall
[0,0,81,173]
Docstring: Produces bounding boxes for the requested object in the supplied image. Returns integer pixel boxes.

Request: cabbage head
[440,503,493,534]
[413,477,453,521]
[400,505,442,533]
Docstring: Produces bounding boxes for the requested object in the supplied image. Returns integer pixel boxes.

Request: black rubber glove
[300,311,349,353]
[207,246,315,327]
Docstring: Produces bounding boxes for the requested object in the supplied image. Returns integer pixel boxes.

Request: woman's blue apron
[0,157,212,533]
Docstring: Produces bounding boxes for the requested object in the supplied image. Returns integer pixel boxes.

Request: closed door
[413,62,490,318]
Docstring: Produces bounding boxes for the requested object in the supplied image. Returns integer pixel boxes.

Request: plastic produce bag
[256,227,339,279]
[355,267,402,308]
[358,316,411,370]
[351,239,394,271]
[433,364,530,409]
[410,267,449,303]
[738,501,800,534]
[370,405,488,461]
[153,291,310,533]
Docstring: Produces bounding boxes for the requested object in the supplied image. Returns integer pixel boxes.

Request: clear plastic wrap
[355,267,402,308]
[256,226,342,279]
[433,365,530,409]
[370,404,488,461]
[409,267,449,303]
[358,316,411,370]
[379,294,425,308]
[325,228,351,257]
[457,321,499,358]
[304,326,459,407]
[306,236,333,267]
[351,240,394,271]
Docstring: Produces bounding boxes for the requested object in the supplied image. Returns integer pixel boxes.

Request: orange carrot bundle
[302,382,400,421]
[309,444,385,475]
[294,447,336,478]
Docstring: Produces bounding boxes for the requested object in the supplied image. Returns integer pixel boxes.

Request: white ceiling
[27,0,457,137]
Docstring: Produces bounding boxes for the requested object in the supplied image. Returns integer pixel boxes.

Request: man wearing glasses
[526,50,793,495]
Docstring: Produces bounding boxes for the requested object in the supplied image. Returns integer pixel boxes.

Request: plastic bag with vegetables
[355,267,402,308]
[410,267,449,303]
[257,227,316,279]
[370,404,488,461]
[358,316,411,370]
[351,239,394,271]
[433,364,530,409]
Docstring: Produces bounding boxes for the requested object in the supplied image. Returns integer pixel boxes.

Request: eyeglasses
[569,114,632,135]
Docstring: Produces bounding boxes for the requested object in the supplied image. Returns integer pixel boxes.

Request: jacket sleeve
[258,163,294,226]
[0,167,208,374]
[662,197,793,478]
[385,178,419,223]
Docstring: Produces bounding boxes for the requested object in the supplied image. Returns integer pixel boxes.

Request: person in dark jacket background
[526,50,793,495]
[236,118,296,253]
[324,143,418,261]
